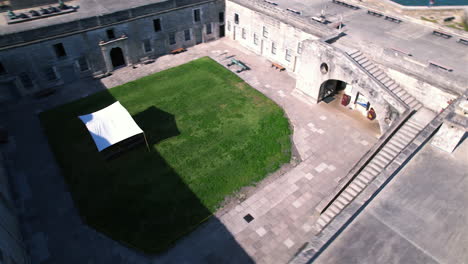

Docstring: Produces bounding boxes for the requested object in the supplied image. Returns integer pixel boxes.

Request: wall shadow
[33,79,255,263]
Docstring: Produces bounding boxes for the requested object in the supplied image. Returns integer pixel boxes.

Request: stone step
[398,130,417,141]
[341,191,355,201]
[349,51,362,58]
[332,199,345,210]
[369,68,381,75]
[337,195,351,205]
[374,72,386,80]
[380,147,398,158]
[325,209,337,220]
[317,217,327,228]
[388,83,399,91]
[361,61,373,68]
[392,86,403,94]
[375,152,391,162]
[411,102,422,110]
[365,165,381,176]
[383,80,395,87]
[353,178,368,189]
[372,156,388,168]
[356,174,371,184]
[388,139,406,149]
[349,182,363,193]
[379,76,391,84]
[407,120,425,130]
[400,93,411,101]
[368,161,383,172]
[328,204,342,215]
[404,96,416,104]
[384,142,403,153]
[395,90,407,97]
[353,54,365,61]
[360,170,376,181]
[402,123,420,134]
[320,212,332,223]
[392,135,411,146]
[357,57,368,64]
[365,65,377,73]
[345,187,358,197]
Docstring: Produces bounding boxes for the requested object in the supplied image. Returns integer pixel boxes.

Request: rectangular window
[297,42,303,54]
[0,61,5,74]
[153,18,161,32]
[227,21,231,31]
[44,67,58,81]
[184,29,191,41]
[143,39,152,52]
[263,26,268,38]
[253,33,258,45]
[78,57,89,71]
[106,29,115,39]
[242,28,246,39]
[53,43,67,58]
[234,13,239,24]
[285,49,291,62]
[206,23,212,34]
[19,73,33,88]
[169,32,176,45]
[219,12,224,22]
[271,42,276,55]
[193,9,201,22]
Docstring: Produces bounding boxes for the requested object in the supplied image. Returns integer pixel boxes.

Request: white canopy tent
[78,101,149,152]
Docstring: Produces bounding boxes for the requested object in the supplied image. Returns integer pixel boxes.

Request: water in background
[390,0,468,6]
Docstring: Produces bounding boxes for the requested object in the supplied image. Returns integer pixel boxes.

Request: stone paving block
[284,238,295,248]
[314,162,328,173]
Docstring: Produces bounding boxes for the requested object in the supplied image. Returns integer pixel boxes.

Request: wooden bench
[367,10,383,17]
[170,48,187,54]
[390,47,412,56]
[332,0,359,10]
[34,88,56,98]
[457,38,468,45]
[429,61,453,72]
[271,62,285,71]
[384,16,402,23]
[432,30,452,39]
[227,58,249,73]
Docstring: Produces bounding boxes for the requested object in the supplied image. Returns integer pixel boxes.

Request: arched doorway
[319,79,347,102]
[110,47,126,69]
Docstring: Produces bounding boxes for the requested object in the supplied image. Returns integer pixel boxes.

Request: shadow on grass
[39,83,254,262]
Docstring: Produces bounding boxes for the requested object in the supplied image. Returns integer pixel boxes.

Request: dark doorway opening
[110,47,126,69]
[319,79,347,103]
[219,25,225,38]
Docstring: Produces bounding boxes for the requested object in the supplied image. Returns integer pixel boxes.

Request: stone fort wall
[0,0,225,102]
[0,153,29,264]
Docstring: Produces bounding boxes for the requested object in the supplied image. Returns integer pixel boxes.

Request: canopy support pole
[143,132,150,152]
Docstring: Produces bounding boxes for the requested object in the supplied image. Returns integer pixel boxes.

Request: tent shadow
[133,106,180,146]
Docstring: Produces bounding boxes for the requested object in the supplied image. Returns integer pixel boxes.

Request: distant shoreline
[389,0,468,7]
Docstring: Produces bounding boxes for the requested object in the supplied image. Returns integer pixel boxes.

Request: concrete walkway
[1,39,377,264]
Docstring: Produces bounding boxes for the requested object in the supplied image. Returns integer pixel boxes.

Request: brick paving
[1,39,378,264]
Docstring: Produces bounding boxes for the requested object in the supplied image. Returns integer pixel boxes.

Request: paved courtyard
[1,39,378,264]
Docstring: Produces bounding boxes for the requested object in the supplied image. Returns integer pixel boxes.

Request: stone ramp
[314,112,429,232]
[346,50,422,111]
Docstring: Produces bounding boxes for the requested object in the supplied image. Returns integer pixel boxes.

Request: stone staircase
[315,115,426,232]
[346,50,423,111]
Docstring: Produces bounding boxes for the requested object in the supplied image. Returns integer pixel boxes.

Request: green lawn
[40,57,291,253]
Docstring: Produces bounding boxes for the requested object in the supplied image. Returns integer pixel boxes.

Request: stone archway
[318,79,347,102]
[110,47,126,69]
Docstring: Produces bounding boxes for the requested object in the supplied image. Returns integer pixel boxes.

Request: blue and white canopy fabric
[78,102,143,152]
